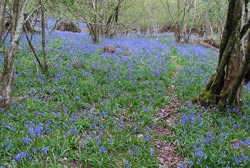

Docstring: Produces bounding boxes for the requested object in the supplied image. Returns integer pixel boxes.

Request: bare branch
[240,19,250,39]
[160,0,175,25]
[24,27,43,70]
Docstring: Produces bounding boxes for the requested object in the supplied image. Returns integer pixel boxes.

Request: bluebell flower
[205,132,215,144]
[71,114,78,121]
[178,163,186,168]
[8,113,14,118]
[188,161,194,166]
[14,151,29,162]
[241,153,249,160]
[5,142,13,151]
[67,128,78,135]
[32,148,37,153]
[96,135,101,145]
[98,146,108,154]
[232,157,243,165]
[221,132,229,137]
[129,146,140,155]
[150,148,154,156]
[125,160,131,168]
[241,139,250,147]
[22,137,32,144]
[62,105,67,112]
[194,145,207,159]
[46,120,51,127]
[99,124,104,131]
[144,135,150,143]
[180,115,196,127]
[133,126,138,133]
[119,116,124,125]
[28,123,44,137]
[41,147,48,154]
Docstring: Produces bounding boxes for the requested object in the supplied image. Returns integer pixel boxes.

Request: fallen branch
[190,39,220,51]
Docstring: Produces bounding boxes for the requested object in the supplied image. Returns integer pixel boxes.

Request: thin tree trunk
[24,26,43,70]
[0,0,8,48]
[0,0,28,108]
[40,0,48,72]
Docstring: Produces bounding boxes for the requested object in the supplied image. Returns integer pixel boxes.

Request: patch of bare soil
[155,141,183,168]
[153,74,185,167]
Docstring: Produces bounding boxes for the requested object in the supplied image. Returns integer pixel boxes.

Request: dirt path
[153,66,184,168]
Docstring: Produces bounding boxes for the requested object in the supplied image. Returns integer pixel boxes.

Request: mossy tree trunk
[196,0,250,109]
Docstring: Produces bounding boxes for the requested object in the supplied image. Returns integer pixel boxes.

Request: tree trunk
[0,0,8,48]
[40,0,48,72]
[0,0,28,108]
[174,0,192,43]
[195,0,250,110]
[174,25,181,42]
[87,23,101,44]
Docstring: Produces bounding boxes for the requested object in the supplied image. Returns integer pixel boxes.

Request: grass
[0,32,250,168]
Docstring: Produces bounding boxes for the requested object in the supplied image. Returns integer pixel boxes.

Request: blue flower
[188,161,194,166]
[144,135,150,143]
[96,135,101,145]
[28,123,44,137]
[98,146,108,154]
[32,148,37,153]
[41,147,48,154]
[71,114,78,121]
[221,132,229,137]
[125,160,131,168]
[22,137,32,144]
[67,128,78,135]
[178,163,186,168]
[8,113,14,118]
[133,126,138,133]
[232,141,241,149]
[14,151,29,162]
[150,148,154,156]
[46,120,51,127]
[194,145,207,159]
[205,132,215,144]
[129,146,140,155]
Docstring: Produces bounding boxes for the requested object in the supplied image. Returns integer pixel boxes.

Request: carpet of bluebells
[0,27,250,168]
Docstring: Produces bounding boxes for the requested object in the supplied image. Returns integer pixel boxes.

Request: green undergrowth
[1,34,250,168]
[0,36,175,167]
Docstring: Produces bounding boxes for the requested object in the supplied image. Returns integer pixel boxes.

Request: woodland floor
[1,32,250,168]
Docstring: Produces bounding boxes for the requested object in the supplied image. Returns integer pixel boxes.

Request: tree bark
[174,0,193,43]
[40,0,48,72]
[0,0,28,108]
[0,0,8,48]
[195,0,250,110]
